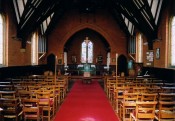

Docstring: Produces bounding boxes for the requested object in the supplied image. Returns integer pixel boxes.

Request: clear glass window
[0,15,4,65]
[171,17,175,66]
[31,32,38,65]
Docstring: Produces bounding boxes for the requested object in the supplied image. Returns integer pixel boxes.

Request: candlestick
[116,53,118,81]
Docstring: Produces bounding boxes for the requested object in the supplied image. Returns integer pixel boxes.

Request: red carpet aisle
[54,80,119,121]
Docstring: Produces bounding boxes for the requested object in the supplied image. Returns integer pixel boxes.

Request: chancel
[0,0,175,121]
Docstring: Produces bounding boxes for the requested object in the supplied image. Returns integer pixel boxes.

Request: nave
[0,75,175,121]
[54,80,119,121]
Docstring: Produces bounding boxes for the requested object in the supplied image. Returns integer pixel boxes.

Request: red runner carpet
[54,80,119,121]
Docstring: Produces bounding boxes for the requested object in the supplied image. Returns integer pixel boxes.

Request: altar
[77,64,96,75]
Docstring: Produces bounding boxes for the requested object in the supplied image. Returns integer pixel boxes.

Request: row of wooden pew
[0,74,70,121]
[104,76,175,121]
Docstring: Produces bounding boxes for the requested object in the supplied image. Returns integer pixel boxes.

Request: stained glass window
[88,41,93,63]
[171,17,175,66]
[81,42,86,63]
[81,38,93,63]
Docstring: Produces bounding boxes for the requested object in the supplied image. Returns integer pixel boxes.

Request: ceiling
[10,0,168,48]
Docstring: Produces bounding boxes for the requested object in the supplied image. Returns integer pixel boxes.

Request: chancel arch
[62,24,114,52]
[64,28,110,65]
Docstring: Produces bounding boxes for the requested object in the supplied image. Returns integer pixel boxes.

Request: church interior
[0,0,175,121]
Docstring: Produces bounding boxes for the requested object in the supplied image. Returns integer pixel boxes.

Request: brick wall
[47,9,127,65]
[4,1,173,69]
[4,1,31,66]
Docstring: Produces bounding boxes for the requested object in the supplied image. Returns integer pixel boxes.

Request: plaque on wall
[58,59,62,65]
[146,50,154,66]
[97,55,103,63]
[71,56,76,63]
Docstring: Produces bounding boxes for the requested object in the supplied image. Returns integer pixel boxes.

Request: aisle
[54,80,119,121]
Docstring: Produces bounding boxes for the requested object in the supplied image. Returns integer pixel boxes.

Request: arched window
[81,37,93,63]
[31,32,38,65]
[171,17,175,66]
[0,14,5,66]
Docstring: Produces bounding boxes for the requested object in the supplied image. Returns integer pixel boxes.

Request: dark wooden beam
[118,0,158,40]
[111,8,130,36]
[17,0,61,40]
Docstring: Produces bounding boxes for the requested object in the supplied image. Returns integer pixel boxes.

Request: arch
[117,54,128,76]
[47,53,56,73]
[61,23,113,50]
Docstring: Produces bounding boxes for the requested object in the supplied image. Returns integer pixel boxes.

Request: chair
[133,87,147,100]
[159,93,175,102]
[0,85,14,91]
[54,85,61,108]
[141,93,158,102]
[0,98,23,121]
[133,87,147,94]
[56,78,67,101]
[120,93,139,121]
[130,101,157,121]
[37,91,53,121]
[40,85,56,115]
[111,82,125,108]
[161,87,175,93]
[147,87,162,93]
[22,98,40,121]
[114,86,130,113]
[163,83,175,87]
[106,78,116,100]
[0,91,16,98]
[155,101,175,121]
[18,90,32,99]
